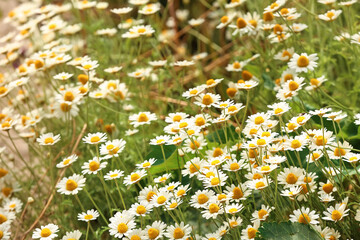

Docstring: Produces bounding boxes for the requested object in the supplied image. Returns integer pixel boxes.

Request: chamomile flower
[150,135,171,145]
[278,166,304,186]
[61,230,82,240]
[268,102,290,116]
[81,157,107,175]
[201,201,224,219]
[78,60,99,71]
[104,169,124,180]
[264,0,286,13]
[78,209,99,222]
[57,174,86,195]
[145,221,167,240]
[322,204,350,222]
[129,112,157,127]
[280,185,303,198]
[251,205,274,221]
[289,207,320,225]
[108,211,136,238]
[54,72,73,81]
[136,158,157,169]
[130,201,153,216]
[165,222,192,240]
[32,224,59,240]
[37,133,61,146]
[124,170,147,185]
[111,7,133,15]
[182,86,205,98]
[2,197,22,213]
[226,60,247,72]
[241,220,260,239]
[247,178,272,190]
[216,13,236,29]
[288,53,318,73]
[56,154,78,168]
[318,9,342,21]
[100,139,126,158]
[82,132,107,145]
[154,173,172,184]
[0,209,15,226]
[190,190,215,209]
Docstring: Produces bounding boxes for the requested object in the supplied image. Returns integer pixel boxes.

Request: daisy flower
[3,197,23,213]
[124,169,147,185]
[104,169,124,181]
[318,9,342,21]
[108,211,136,239]
[322,203,350,222]
[82,132,107,145]
[241,220,260,240]
[216,13,236,29]
[225,103,244,115]
[165,222,192,240]
[57,174,86,195]
[268,102,290,116]
[288,53,318,73]
[201,201,224,219]
[100,139,126,158]
[190,190,215,209]
[78,209,99,222]
[277,166,304,186]
[139,3,161,15]
[81,157,107,175]
[150,135,171,145]
[251,205,275,222]
[280,186,303,198]
[289,207,320,225]
[264,0,286,13]
[111,7,133,15]
[37,133,61,146]
[229,17,254,36]
[189,18,205,26]
[182,86,205,98]
[129,112,157,127]
[54,72,73,81]
[247,178,272,190]
[32,224,59,240]
[56,154,78,168]
[144,221,167,240]
[136,158,157,169]
[61,230,82,240]
[225,60,247,72]
[0,209,15,226]
[154,173,172,184]
[78,60,99,71]
[130,201,153,216]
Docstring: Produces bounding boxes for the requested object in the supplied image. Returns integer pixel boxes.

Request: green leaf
[256,222,323,240]
[262,73,275,90]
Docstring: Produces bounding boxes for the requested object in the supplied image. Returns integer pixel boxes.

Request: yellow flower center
[0,168,8,178]
[177,189,185,197]
[189,89,198,95]
[236,17,247,29]
[90,136,100,143]
[197,194,209,204]
[228,106,238,113]
[84,214,93,220]
[289,81,299,91]
[148,228,160,239]
[89,161,100,171]
[131,235,141,240]
[233,187,243,199]
[326,11,335,19]
[209,203,220,213]
[60,103,72,112]
[170,202,178,208]
[257,139,266,146]
[189,163,200,173]
[157,196,167,204]
[297,56,309,67]
[131,173,141,182]
[286,173,298,184]
[258,209,268,219]
[211,177,220,186]
[233,62,241,69]
[173,228,185,239]
[254,116,264,125]
[195,117,205,126]
[261,165,271,171]
[322,183,333,194]
[118,223,128,233]
[310,78,320,86]
[65,179,78,191]
[291,140,301,149]
[136,205,147,214]
[247,228,257,239]
[138,113,149,122]
[206,79,215,86]
[202,94,213,105]
[44,137,54,144]
[190,140,200,150]
[230,163,240,171]
[0,214,7,224]
[315,136,327,146]
[41,228,52,237]
[173,115,182,122]
[255,181,265,189]
[221,16,229,24]
[147,191,156,202]
[229,208,238,213]
[334,148,346,157]
[298,213,311,224]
